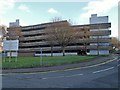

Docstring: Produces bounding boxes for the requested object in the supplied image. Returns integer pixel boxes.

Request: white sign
[3,40,19,51]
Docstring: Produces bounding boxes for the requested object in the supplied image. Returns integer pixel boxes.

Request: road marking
[93,67,114,74]
[2,57,117,75]
[65,74,83,77]
[42,76,65,79]
[0,72,37,76]
[63,68,80,71]
[63,58,117,72]
[41,73,83,80]
[80,58,117,69]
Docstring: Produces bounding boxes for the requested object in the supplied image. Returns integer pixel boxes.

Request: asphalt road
[2,55,120,88]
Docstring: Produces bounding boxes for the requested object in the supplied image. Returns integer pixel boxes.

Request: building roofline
[22,20,68,28]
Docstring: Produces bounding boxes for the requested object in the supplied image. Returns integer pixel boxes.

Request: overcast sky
[0,0,119,37]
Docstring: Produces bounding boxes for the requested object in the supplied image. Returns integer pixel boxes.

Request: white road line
[42,73,83,79]
[65,74,83,77]
[93,67,114,74]
[42,76,65,79]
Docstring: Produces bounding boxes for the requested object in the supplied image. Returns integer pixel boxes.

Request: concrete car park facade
[6,14,112,56]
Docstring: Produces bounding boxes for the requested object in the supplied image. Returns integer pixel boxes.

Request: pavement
[2,55,118,74]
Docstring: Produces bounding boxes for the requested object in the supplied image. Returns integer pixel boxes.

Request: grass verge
[2,56,96,69]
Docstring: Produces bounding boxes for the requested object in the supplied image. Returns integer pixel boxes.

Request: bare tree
[7,27,22,40]
[0,25,7,40]
[46,17,78,56]
[111,37,119,48]
[45,28,56,57]
[0,25,7,51]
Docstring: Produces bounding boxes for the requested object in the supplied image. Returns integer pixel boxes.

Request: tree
[0,25,7,48]
[0,25,7,40]
[0,25,7,52]
[7,27,22,40]
[45,28,56,57]
[45,17,62,56]
[45,17,78,56]
[111,37,120,51]
[111,37,119,48]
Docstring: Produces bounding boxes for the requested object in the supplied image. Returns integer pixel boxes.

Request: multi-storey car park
[6,14,112,56]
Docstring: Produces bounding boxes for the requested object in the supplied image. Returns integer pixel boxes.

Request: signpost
[3,40,19,51]
[3,40,19,62]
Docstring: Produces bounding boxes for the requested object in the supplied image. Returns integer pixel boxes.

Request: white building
[9,19,20,27]
[89,14,111,55]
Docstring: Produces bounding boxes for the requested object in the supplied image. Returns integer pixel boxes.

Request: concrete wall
[90,14,108,24]
[18,52,34,56]
[90,50,109,55]
[35,53,78,56]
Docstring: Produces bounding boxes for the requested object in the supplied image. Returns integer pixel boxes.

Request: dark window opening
[22,27,46,32]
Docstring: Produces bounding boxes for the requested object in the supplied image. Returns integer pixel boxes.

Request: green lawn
[2,56,96,69]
